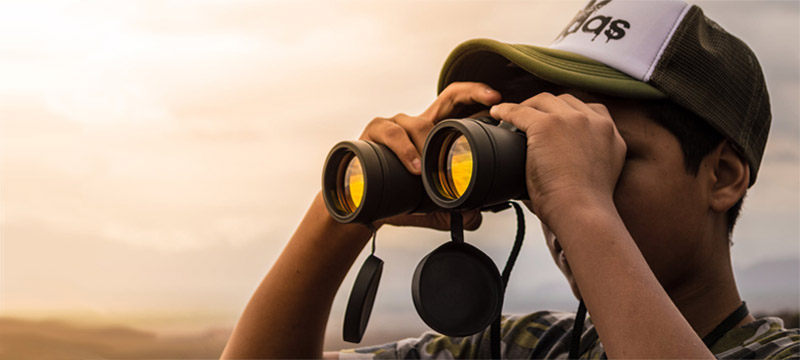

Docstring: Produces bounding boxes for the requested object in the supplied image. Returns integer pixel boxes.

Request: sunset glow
[0,1,797,357]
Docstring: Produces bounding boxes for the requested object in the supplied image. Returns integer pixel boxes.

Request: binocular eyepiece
[322,117,527,223]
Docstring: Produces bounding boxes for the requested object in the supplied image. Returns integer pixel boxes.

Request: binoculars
[322,117,528,223]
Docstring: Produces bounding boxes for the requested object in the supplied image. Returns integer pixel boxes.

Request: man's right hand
[359,82,502,231]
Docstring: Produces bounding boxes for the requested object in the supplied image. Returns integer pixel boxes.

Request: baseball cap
[438,0,771,185]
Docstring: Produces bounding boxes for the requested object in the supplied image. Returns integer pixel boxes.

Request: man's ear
[707,140,749,214]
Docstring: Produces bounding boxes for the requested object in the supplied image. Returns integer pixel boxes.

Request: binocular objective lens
[344,156,364,211]
[443,134,473,199]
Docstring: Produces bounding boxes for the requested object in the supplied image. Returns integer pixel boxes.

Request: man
[221,0,799,358]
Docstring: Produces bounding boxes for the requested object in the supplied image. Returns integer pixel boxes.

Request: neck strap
[489,202,526,359]
[702,301,749,349]
[569,301,750,359]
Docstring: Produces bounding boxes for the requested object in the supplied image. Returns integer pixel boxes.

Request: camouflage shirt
[340,311,800,359]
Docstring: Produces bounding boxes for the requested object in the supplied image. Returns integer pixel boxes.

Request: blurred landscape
[0,311,797,359]
[0,317,230,359]
[1,257,797,359]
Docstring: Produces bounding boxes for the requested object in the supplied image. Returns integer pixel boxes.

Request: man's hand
[362,82,502,231]
[492,93,716,359]
[490,92,627,229]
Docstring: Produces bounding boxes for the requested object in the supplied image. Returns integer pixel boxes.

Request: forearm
[221,193,372,359]
[550,200,713,359]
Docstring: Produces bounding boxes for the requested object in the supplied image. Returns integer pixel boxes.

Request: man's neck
[667,249,755,340]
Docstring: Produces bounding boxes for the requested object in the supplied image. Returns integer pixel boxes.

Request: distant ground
[1,311,798,359]
[0,318,230,360]
[755,311,800,329]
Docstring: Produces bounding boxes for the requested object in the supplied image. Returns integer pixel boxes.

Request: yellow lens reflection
[446,135,472,198]
[344,157,364,210]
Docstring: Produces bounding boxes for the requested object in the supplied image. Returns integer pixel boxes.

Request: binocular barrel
[322,117,527,223]
[322,140,431,224]
[422,117,527,210]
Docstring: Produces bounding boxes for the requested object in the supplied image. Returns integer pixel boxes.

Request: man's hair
[643,100,743,238]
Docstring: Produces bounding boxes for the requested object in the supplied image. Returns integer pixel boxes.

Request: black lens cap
[411,241,503,337]
[343,254,384,343]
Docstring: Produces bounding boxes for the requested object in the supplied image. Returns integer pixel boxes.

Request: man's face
[539,92,714,299]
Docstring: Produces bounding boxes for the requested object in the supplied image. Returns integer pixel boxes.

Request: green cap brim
[438,38,666,99]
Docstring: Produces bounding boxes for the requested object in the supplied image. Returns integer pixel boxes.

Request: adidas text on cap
[438,0,771,185]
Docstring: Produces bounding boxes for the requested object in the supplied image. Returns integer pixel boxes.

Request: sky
[0,0,798,343]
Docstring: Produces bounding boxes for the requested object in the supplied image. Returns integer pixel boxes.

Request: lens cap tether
[411,211,504,337]
[343,225,383,343]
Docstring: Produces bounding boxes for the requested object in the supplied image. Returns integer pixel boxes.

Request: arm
[550,202,712,359]
[221,82,500,359]
[221,193,371,359]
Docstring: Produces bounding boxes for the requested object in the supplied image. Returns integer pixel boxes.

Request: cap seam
[740,79,761,165]
[515,46,632,80]
[643,3,692,82]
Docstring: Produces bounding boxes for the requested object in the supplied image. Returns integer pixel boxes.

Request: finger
[519,92,578,114]
[556,93,599,114]
[555,94,613,120]
[381,211,482,231]
[588,103,611,117]
[519,92,612,120]
[461,210,483,231]
[421,82,501,122]
[382,213,448,230]
[393,113,433,154]
[368,119,422,174]
[489,102,544,133]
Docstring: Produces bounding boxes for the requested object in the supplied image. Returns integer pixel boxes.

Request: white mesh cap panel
[550,0,690,81]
